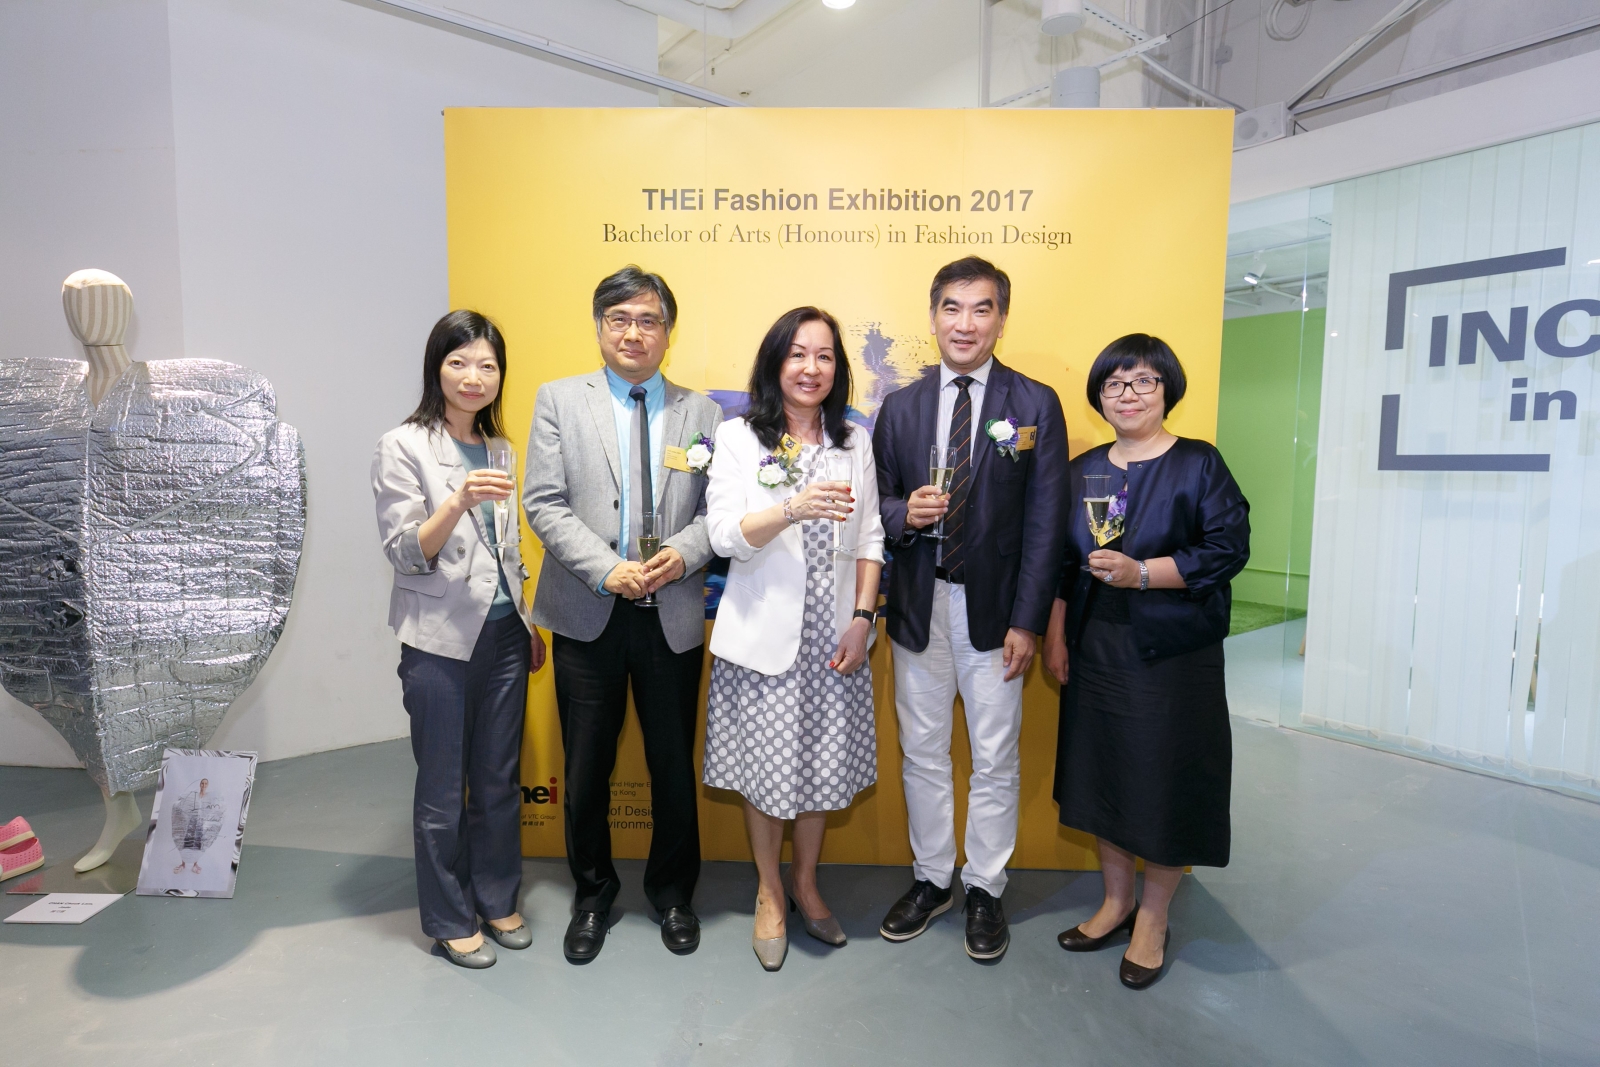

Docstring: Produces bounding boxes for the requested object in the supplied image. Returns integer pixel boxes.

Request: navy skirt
[1054,587,1232,868]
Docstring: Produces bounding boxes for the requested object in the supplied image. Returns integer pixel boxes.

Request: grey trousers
[398,612,531,940]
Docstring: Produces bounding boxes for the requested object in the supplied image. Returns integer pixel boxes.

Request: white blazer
[372,422,533,660]
[706,417,885,676]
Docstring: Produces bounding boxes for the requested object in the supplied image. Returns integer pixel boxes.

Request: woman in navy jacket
[1042,334,1249,990]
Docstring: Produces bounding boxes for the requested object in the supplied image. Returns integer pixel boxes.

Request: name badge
[1016,426,1038,450]
[663,445,691,472]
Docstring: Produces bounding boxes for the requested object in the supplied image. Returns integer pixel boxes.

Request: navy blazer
[1060,438,1250,660]
[874,359,1070,653]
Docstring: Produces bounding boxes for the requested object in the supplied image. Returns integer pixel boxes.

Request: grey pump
[435,938,497,969]
[784,876,846,946]
[483,919,532,950]
[753,889,789,971]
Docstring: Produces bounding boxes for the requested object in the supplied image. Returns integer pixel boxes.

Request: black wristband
[852,608,876,623]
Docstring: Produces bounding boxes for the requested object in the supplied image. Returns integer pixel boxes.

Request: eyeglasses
[602,312,665,335]
[1100,376,1163,398]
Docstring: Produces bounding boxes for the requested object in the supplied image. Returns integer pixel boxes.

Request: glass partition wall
[1222,121,1600,801]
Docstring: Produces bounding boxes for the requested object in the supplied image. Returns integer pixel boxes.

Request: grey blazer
[522,369,722,654]
[372,422,534,660]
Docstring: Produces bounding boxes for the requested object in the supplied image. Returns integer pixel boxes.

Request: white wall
[1231,48,1600,203]
[0,0,658,767]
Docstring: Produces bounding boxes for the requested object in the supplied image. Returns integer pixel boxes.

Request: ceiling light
[823,0,856,9]
[1243,271,1261,286]
[1041,0,1085,35]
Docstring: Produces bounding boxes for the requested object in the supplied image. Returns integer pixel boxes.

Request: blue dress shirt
[600,366,666,594]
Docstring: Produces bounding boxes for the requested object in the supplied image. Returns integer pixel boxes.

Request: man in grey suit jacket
[523,265,722,963]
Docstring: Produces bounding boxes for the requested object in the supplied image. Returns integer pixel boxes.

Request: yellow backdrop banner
[444,107,1231,869]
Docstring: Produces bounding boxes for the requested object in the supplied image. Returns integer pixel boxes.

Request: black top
[873,359,1071,654]
[1060,437,1250,661]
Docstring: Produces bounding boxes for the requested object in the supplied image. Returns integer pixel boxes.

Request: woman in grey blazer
[372,310,545,969]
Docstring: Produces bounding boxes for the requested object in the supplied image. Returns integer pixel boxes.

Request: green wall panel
[1215,308,1323,612]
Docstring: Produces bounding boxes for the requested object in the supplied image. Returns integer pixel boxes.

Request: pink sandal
[0,837,44,882]
[0,816,36,851]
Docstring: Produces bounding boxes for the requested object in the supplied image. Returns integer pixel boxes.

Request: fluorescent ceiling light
[823,0,856,8]
[1243,271,1261,286]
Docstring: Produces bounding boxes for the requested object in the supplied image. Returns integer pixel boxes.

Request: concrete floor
[5,643,1599,1065]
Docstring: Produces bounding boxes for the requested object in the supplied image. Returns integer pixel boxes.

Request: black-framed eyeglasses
[1100,376,1163,398]
[602,312,665,335]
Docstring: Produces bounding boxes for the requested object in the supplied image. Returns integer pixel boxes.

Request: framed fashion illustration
[135,749,258,898]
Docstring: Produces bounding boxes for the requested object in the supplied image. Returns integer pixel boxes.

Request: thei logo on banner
[1379,246,1600,472]
[521,778,559,805]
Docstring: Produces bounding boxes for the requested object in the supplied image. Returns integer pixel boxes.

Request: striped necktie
[941,376,974,581]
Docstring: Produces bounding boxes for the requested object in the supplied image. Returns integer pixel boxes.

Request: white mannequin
[61,270,144,871]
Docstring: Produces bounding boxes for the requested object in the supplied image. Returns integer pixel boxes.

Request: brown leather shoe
[1119,927,1171,990]
[1058,902,1138,952]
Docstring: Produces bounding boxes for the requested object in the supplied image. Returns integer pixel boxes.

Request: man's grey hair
[592,265,678,331]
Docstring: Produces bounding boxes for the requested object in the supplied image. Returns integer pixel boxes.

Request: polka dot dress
[704,444,877,819]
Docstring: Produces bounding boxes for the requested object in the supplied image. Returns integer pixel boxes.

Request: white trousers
[892,580,1023,897]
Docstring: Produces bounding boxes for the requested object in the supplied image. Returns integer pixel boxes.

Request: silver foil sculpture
[0,270,304,870]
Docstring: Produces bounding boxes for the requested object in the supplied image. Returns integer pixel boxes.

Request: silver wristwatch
[1137,559,1149,591]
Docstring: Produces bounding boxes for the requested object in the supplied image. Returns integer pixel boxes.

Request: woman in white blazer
[371,310,545,970]
[702,307,885,970]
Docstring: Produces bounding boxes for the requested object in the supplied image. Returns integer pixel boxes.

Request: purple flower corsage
[685,432,713,474]
[1103,486,1127,543]
[984,416,1021,461]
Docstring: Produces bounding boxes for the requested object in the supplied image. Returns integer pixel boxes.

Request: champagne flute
[486,446,514,550]
[825,451,854,557]
[637,510,661,607]
[926,444,954,542]
[1081,473,1113,572]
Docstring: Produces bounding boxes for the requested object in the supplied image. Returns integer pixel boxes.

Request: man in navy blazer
[872,256,1069,961]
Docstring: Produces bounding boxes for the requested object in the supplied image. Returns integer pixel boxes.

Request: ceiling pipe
[619,0,800,39]
[362,0,748,106]
[1013,2,1238,110]
[1287,0,1443,111]
[1293,10,1600,116]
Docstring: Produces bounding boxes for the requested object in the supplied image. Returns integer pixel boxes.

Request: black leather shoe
[963,886,1009,960]
[1120,927,1171,990]
[660,905,700,955]
[879,878,954,942]
[563,910,607,963]
[1058,902,1138,952]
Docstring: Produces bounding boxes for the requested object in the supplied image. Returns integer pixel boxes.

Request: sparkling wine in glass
[637,510,661,607]
[926,444,953,542]
[826,451,854,556]
[1081,473,1114,570]
[486,446,514,549]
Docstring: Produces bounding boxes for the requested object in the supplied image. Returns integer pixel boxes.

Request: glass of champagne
[926,444,954,541]
[1081,473,1113,571]
[637,510,661,607]
[825,451,854,556]
[486,446,514,550]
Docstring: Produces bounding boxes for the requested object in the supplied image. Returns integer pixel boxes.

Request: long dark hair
[404,310,507,439]
[743,307,853,451]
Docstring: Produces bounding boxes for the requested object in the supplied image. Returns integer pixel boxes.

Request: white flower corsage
[757,434,802,488]
[985,417,1021,461]
[685,432,713,474]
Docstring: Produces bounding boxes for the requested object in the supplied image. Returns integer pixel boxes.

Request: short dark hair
[743,307,854,452]
[929,256,1011,316]
[1085,333,1187,417]
[592,265,678,331]
[404,310,507,438]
